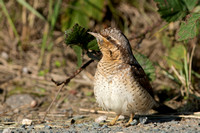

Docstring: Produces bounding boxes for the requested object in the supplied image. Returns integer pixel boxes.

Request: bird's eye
[106,36,111,41]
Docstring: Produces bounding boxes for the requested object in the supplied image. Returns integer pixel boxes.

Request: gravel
[1,118,200,133]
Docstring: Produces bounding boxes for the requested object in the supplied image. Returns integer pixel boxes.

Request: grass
[0,0,19,40]
[38,0,62,69]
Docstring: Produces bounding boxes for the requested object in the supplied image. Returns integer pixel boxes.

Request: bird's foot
[124,113,135,127]
[107,115,120,126]
[125,122,131,127]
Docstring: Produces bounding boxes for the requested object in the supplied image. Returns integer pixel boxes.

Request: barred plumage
[89,28,158,126]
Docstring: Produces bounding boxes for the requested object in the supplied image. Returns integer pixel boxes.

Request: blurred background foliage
[0,0,200,112]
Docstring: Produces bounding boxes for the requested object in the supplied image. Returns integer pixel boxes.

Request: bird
[88,28,175,126]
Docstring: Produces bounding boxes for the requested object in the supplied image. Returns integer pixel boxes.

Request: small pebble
[130,119,138,126]
[1,52,8,60]
[170,120,179,124]
[30,100,37,108]
[76,123,84,128]
[22,119,32,125]
[45,125,52,129]
[22,67,28,74]
[139,117,148,124]
[118,115,125,120]
[101,124,108,129]
[28,125,34,130]
[161,131,168,133]
[13,109,19,113]
[92,122,100,128]
[73,115,85,120]
[153,128,160,132]
[95,115,107,123]
[2,128,11,133]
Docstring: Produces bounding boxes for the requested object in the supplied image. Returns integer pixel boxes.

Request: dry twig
[42,59,94,121]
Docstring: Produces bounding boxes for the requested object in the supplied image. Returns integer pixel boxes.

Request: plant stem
[184,53,189,97]
[189,43,196,86]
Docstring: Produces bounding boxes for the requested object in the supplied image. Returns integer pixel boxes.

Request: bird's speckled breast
[94,61,156,115]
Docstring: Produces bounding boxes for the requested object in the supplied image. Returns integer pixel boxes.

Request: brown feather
[130,55,154,97]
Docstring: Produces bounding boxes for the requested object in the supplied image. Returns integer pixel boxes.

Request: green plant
[155,0,200,98]
[155,0,200,40]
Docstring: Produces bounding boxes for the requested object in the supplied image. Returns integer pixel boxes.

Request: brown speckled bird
[88,28,173,126]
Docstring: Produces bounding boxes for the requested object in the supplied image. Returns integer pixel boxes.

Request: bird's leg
[125,113,134,127]
[107,114,120,126]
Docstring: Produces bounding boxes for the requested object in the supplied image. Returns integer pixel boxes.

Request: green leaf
[166,44,186,70]
[182,0,198,11]
[65,24,95,47]
[87,39,99,50]
[65,24,100,66]
[134,53,156,81]
[154,0,188,22]
[178,13,200,41]
[72,45,82,67]
[65,24,99,51]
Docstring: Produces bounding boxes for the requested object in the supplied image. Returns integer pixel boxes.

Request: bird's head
[88,28,134,63]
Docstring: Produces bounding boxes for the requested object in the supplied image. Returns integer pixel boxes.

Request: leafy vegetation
[155,0,200,41]
[155,0,200,98]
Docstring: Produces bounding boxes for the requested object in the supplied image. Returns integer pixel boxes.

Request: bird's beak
[88,32,102,40]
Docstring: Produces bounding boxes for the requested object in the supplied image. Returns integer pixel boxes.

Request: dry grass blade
[79,108,116,114]
[171,66,185,86]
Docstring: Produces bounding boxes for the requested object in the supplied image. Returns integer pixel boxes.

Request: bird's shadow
[131,114,182,124]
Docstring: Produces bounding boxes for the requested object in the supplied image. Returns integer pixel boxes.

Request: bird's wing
[130,56,154,97]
